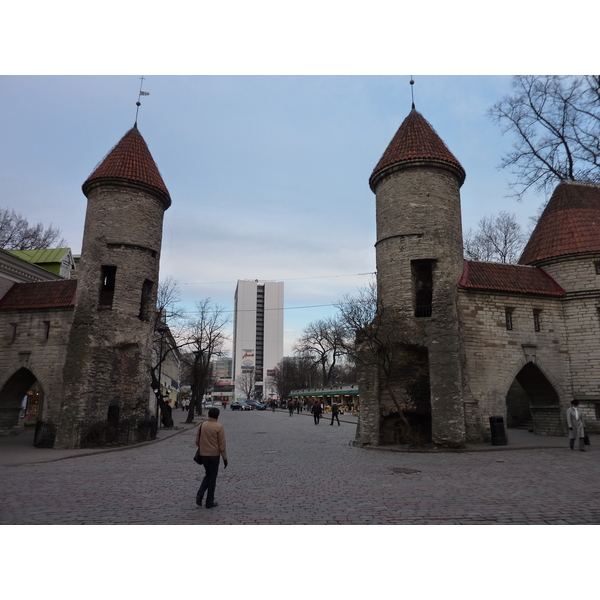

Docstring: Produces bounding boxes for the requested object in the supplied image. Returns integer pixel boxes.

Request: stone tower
[55,125,171,449]
[359,108,467,447]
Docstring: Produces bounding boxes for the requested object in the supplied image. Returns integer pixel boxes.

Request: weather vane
[134,76,150,127]
[410,76,415,110]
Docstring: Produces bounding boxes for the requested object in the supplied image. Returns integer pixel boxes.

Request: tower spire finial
[410,76,415,110]
[134,76,150,127]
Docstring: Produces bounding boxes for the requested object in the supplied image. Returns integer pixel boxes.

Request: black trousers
[313,413,320,424]
[330,413,340,425]
[197,456,220,506]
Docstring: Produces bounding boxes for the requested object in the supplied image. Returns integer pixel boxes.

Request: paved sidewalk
[0,409,592,467]
[1,408,599,524]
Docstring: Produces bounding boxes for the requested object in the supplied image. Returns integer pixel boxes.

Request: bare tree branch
[463,212,527,264]
[0,208,67,250]
[489,75,600,201]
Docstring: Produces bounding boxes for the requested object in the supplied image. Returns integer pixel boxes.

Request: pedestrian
[222,399,227,410]
[296,400,300,414]
[288,399,294,416]
[312,401,322,425]
[567,400,586,452]
[330,402,340,426]
[161,399,173,428]
[195,407,228,508]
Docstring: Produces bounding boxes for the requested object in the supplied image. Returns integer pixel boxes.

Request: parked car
[245,400,267,410]
[231,401,251,411]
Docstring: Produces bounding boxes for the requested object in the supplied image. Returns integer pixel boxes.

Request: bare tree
[489,75,600,200]
[271,355,317,401]
[335,282,420,445]
[236,371,255,400]
[156,276,184,322]
[463,211,527,263]
[293,317,346,386]
[181,299,230,424]
[0,208,67,250]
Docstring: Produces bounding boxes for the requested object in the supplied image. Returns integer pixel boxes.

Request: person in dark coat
[330,402,340,426]
[312,401,322,425]
[288,399,294,416]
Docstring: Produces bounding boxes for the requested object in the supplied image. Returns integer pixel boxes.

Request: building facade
[232,280,284,400]
[356,108,600,448]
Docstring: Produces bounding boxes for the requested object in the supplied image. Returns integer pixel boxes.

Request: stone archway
[0,367,46,443]
[505,362,564,436]
[380,345,432,444]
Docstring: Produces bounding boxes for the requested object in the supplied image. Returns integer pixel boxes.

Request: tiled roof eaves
[0,280,77,310]
[369,157,466,192]
[83,176,171,210]
[458,260,566,297]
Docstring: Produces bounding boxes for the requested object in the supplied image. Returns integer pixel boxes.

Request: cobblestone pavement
[1,409,599,524]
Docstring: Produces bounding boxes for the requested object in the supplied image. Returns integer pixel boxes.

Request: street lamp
[155,325,169,427]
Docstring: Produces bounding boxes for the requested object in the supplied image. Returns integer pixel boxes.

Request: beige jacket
[195,418,227,460]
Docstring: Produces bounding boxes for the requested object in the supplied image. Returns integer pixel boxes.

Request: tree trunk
[382,375,421,446]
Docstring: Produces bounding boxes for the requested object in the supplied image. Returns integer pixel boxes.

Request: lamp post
[155,325,169,428]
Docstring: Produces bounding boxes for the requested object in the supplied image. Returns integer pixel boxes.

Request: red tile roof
[0,280,77,310]
[370,109,465,191]
[459,260,566,296]
[82,126,171,208]
[520,181,600,265]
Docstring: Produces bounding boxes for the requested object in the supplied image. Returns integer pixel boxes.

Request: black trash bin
[489,416,507,446]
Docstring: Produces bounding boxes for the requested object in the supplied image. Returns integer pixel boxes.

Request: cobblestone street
[1,409,599,525]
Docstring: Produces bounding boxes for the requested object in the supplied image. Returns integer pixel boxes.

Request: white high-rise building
[233,280,284,401]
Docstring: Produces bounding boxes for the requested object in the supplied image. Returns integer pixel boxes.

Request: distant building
[212,357,233,403]
[232,280,283,400]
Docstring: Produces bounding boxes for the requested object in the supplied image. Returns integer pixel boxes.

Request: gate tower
[55,125,171,448]
[367,107,466,447]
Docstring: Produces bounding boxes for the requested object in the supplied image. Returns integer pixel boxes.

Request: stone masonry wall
[0,307,74,434]
[458,289,571,441]
[539,255,600,402]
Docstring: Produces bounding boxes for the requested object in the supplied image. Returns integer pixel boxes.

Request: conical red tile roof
[82,126,171,208]
[370,109,465,191]
[519,181,600,265]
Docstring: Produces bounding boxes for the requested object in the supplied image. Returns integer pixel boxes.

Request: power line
[178,272,375,286]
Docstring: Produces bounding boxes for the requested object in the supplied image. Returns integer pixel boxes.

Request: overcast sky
[1,74,554,355]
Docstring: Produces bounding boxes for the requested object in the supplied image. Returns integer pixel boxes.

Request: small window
[412,260,434,318]
[505,308,514,331]
[10,322,17,343]
[138,279,154,321]
[99,265,117,309]
[43,320,50,341]
[533,309,541,332]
